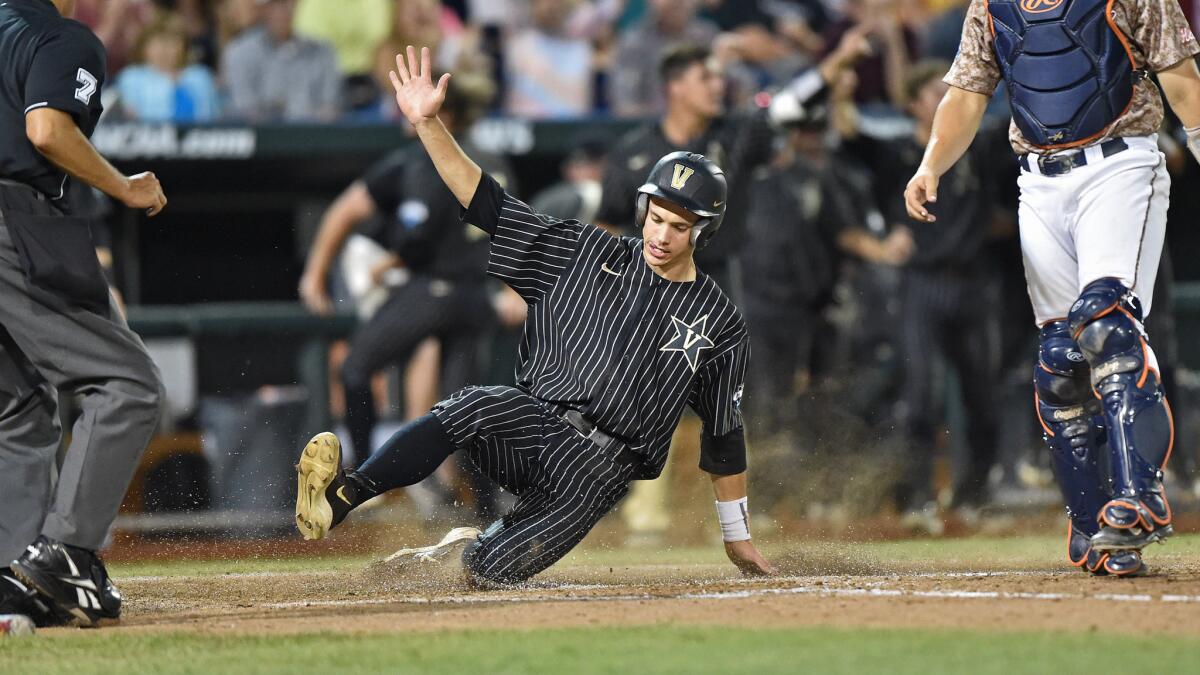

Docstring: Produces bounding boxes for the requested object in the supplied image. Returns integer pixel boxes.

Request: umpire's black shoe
[0,566,65,627]
[295,432,371,540]
[11,537,121,627]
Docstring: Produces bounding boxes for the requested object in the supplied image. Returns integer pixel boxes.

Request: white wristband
[1185,125,1200,166]
[715,497,751,542]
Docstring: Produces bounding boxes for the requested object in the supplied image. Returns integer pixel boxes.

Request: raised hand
[388,45,452,127]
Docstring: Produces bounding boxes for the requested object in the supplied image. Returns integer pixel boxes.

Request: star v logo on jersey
[660,314,714,372]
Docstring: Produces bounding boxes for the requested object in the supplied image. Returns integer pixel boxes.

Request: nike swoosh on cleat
[336,485,353,505]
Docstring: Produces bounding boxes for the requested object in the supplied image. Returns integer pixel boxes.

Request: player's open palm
[725,540,777,577]
[389,46,451,126]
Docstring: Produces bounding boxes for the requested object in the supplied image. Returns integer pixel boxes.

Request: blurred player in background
[845,61,1009,530]
[0,0,166,626]
[905,0,1200,576]
[299,70,519,521]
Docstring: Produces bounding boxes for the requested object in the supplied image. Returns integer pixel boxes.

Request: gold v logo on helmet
[671,164,695,190]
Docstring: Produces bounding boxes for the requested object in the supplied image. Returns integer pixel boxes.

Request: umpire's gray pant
[0,212,162,563]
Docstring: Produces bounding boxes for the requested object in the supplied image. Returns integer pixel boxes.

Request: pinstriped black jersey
[464,173,749,479]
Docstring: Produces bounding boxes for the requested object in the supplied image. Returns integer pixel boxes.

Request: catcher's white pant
[1017,134,1169,326]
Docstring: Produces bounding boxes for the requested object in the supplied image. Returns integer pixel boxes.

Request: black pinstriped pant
[897,267,1001,507]
[432,386,635,584]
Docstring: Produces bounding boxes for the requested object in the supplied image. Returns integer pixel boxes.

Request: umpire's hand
[725,540,777,577]
[120,171,167,216]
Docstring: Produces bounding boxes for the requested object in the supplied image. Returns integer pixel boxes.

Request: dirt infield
[41,547,1200,639]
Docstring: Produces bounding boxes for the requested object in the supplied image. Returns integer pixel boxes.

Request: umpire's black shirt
[465,172,750,479]
[0,0,105,203]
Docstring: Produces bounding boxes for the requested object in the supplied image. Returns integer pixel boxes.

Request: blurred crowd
[83,0,1200,124]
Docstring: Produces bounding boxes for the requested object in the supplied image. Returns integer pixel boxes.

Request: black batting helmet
[635,151,727,249]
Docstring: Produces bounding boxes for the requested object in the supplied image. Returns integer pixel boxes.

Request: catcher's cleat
[370,527,481,585]
[295,432,359,541]
[1091,522,1173,551]
[0,567,64,628]
[1101,549,1146,577]
[11,537,121,627]
[1091,494,1173,552]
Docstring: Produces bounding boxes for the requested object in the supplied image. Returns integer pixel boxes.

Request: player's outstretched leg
[1034,320,1117,575]
[1068,279,1173,564]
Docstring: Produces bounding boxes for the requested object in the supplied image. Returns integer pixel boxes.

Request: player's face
[672,61,726,120]
[642,198,700,269]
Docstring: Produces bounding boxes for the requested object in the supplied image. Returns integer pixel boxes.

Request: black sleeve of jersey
[24,25,106,128]
[699,427,748,475]
[461,171,506,236]
[361,152,407,217]
[690,329,750,474]
[467,172,586,303]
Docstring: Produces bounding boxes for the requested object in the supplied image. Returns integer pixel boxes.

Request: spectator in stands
[221,0,342,122]
[529,139,607,222]
[352,1,486,122]
[820,0,916,107]
[294,0,393,109]
[504,0,593,118]
[114,16,220,122]
[609,0,719,117]
[218,0,263,47]
[75,0,159,78]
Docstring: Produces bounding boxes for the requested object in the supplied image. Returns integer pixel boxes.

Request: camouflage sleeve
[944,0,1002,96]
[1132,0,1200,72]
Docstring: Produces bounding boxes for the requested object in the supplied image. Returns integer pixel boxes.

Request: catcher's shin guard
[1068,278,1174,551]
[1035,320,1109,571]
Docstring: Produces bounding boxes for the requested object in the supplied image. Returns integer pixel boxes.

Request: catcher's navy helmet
[635,151,727,249]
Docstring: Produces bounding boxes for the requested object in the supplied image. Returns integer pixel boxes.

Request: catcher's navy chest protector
[987,0,1141,149]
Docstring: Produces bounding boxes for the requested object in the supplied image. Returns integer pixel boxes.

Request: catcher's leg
[1068,278,1173,556]
[1034,320,1120,575]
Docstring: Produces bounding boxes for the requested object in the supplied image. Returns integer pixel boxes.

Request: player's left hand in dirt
[904,168,939,222]
[725,540,776,577]
[389,45,451,126]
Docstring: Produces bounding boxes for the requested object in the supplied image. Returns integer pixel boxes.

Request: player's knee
[1066,278,1143,367]
[1035,320,1091,406]
[461,534,531,587]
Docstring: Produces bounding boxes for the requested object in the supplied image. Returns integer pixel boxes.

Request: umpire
[0,0,166,627]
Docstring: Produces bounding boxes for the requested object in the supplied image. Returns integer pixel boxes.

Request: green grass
[4,626,1199,675]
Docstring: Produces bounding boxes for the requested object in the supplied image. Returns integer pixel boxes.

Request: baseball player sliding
[294,46,774,585]
[905,0,1200,576]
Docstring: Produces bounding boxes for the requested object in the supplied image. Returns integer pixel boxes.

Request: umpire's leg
[0,223,162,553]
[0,327,60,563]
